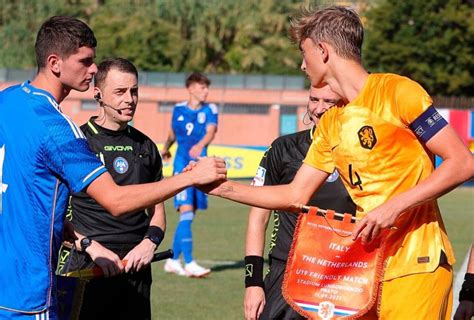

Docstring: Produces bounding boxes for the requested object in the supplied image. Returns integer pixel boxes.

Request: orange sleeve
[303,120,335,174]
[394,77,433,126]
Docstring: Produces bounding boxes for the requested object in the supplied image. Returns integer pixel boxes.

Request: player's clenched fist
[189,156,227,185]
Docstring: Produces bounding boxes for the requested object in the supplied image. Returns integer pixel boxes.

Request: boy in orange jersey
[201,6,474,319]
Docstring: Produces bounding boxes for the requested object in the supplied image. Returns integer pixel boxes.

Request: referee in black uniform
[244,85,356,320]
[67,58,165,320]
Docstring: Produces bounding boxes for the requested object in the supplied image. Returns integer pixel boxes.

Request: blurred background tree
[363,0,474,96]
[90,0,304,74]
[0,0,94,68]
[0,0,304,74]
[0,0,472,96]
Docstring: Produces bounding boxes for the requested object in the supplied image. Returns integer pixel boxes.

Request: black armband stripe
[244,255,264,288]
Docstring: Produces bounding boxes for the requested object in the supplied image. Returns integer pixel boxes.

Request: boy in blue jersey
[161,72,218,277]
[0,16,226,320]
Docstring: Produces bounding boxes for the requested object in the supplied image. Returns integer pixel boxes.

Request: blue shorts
[173,156,208,210]
[174,186,208,210]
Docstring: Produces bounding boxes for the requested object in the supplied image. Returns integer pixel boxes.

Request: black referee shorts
[63,244,152,320]
[260,259,306,320]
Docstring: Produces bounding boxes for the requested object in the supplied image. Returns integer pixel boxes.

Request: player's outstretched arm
[244,207,271,320]
[353,125,474,244]
[87,157,226,216]
[207,164,328,212]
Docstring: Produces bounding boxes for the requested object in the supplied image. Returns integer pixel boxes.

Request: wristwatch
[80,237,92,252]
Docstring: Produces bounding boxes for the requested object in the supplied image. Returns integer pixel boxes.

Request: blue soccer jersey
[171,101,218,166]
[171,102,218,209]
[0,82,106,313]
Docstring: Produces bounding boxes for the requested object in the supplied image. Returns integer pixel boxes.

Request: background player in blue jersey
[0,16,226,320]
[161,72,218,277]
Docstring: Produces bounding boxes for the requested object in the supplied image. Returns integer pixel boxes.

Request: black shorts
[60,244,152,320]
[260,259,305,320]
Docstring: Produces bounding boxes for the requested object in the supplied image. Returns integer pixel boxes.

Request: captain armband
[244,255,264,288]
[459,273,474,302]
[408,106,448,143]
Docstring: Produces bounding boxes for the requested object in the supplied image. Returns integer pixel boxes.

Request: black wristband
[459,273,474,302]
[244,255,264,288]
[144,226,164,247]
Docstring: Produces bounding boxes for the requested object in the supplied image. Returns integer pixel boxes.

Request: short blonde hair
[290,6,364,62]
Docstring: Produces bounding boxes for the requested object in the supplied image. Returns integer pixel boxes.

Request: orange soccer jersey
[304,73,455,280]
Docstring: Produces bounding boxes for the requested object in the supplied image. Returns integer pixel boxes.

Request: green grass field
[151,186,473,319]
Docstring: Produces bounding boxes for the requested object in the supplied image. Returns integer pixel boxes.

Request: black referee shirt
[70,117,163,246]
[255,129,356,262]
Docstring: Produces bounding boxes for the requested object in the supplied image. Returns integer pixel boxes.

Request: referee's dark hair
[185,72,211,88]
[94,58,138,90]
[35,16,97,69]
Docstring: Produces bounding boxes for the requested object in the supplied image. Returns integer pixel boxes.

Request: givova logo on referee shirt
[357,126,377,150]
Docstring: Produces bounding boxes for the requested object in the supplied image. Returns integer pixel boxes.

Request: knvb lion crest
[358,126,377,150]
[318,301,335,319]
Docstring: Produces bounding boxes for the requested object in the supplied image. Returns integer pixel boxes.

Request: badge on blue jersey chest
[197,112,206,124]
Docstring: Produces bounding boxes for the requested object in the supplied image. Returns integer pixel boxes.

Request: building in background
[1,69,472,178]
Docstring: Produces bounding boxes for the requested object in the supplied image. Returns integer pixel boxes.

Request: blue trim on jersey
[0,82,106,313]
[409,106,448,143]
[24,82,86,141]
[0,307,54,319]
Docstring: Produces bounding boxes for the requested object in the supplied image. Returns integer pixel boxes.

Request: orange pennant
[282,207,385,319]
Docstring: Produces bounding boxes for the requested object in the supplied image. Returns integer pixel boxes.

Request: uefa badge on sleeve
[251,166,266,186]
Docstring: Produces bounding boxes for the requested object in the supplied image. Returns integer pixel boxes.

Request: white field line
[198,259,242,267]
